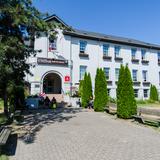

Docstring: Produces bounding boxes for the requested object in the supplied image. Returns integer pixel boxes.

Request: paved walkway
[10,107,160,160]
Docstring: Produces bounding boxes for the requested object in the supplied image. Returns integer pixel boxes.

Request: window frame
[132,69,138,81]
[79,65,87,80]
[103,44,109,56]
[134,89,139,98]
[115,68,120,81]
[80,41,87,53]
[115,46,121,57]
[144,89,148,98]
[131,48,137,59]
[142,70,147,82]
[141,49,146,60]
[104,67,110,80]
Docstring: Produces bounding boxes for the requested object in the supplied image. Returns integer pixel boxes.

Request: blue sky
[33,0,160,45]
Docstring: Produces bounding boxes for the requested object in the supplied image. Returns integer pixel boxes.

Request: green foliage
[150,85,159,101]
[0,0,59,115]
[94,68,108,112]
[117,65,137,119]
[78,80,83,97]
[81,72,93,108]
[0,113,7,125]
[0,155,9,160]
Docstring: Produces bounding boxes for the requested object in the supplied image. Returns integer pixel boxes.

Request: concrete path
[10,107,160,160]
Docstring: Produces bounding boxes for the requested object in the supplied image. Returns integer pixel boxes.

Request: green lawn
[136,99,160,107]
[0,155,9,160]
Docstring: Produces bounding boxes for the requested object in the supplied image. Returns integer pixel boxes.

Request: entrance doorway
[43,73,62,94]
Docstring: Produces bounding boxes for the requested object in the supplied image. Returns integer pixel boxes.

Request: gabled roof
[44,14,160,50]
[63,29,160,50]
[44,14,69,28]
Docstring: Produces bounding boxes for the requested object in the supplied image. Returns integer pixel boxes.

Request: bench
[132,115,160,127]
[0,127,11,152]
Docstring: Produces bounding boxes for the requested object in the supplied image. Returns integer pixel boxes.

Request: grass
[136,99,160,107]
[0,155,9,160]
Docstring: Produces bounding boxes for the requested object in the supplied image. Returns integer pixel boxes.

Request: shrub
[117,65,137,119]
[94,68,108,112]
[150,84,159,101]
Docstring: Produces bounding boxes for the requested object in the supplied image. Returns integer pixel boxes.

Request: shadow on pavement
[12,106,82,144]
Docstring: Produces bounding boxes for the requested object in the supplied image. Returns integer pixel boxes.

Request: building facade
[26,15,160,100]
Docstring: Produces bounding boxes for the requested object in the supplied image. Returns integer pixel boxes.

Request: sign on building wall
[64,76,70,82]
[37,57,68,65]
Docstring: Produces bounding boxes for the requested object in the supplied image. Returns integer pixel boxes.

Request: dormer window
[49,38,57,51]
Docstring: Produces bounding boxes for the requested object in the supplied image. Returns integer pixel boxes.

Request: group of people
[41,96,57,109]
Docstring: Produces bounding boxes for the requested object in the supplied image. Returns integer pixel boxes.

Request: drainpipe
[69,37,73,97]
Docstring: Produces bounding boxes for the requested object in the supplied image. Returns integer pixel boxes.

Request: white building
[26,15,160,101]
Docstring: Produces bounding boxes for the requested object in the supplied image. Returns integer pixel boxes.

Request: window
[132,70,138,81]
[115,68,120,80]
[103,44,109,56]
[144,89,148,98]
[158,52,160,61]
[142,70,147,82]
[131,48,137,59]
[80,41,87,53]
[134,89,139,98]
[104,68,110,80]
[79,66,87,80]
[115,46,120,57]
[159,72,160,84]
[49,39,56,51]
[141,49,146,60]
[107,89,110,96]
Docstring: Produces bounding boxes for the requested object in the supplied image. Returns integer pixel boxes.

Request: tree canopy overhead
[0,0,59,115]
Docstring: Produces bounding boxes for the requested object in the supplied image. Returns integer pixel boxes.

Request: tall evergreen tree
[150,84,159,101]
[94,68,108,112]
[81,72,88,108]
[87,73,93,99]
[117,65,137,119]
[78,80,83,97]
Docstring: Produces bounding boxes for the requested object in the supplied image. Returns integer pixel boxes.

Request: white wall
[27,30,160,99]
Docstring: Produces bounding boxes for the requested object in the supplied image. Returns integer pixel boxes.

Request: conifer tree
[117,65,137,118]
[81,73,88,108]
[150,85,159,101]
[94,68,108,111]
[78,80,83,97]
[87,73,93,99]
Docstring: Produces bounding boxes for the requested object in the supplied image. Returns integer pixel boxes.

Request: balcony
[103,55,112,61]
[131,58,139,64]
[79,51,89,58]
[142,81,150,87]
[114,56,123,62]
[133,81,141,86]
[141,58,149,65]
